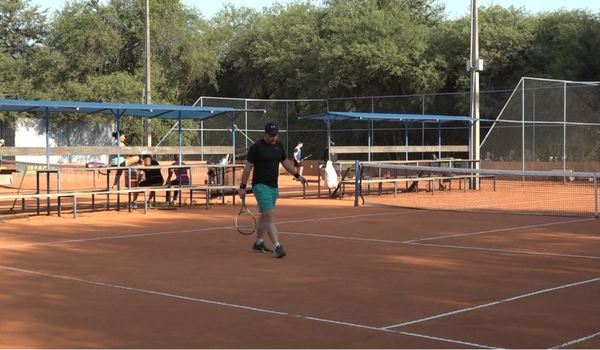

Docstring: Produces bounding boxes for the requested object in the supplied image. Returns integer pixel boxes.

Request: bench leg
[73,196,77,219]
[58,197,62,217]
[116,185,121,211]
[205,189,210,210]
[143,192,148,214]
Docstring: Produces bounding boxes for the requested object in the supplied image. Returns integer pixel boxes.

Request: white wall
[15,118,113,165]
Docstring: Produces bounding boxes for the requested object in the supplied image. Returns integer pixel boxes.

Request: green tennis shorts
[253,183,279,213]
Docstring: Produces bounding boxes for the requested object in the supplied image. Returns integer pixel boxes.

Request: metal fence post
[594,175,598,218]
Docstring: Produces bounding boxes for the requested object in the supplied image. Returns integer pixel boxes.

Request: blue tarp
[300,111,474,123]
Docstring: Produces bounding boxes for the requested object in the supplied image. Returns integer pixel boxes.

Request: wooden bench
[0,184,242,219]
[188,184,239,209]
[0,191,80,218]
[302,178,322,199]
[339,174,496,202]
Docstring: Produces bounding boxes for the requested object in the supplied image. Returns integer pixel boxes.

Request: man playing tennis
[238,122,307,258]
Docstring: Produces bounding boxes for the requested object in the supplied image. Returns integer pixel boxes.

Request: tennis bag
[324,160,339,189]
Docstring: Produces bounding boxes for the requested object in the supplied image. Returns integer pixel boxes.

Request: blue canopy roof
[300,111,474,123]
[0,99,265,120]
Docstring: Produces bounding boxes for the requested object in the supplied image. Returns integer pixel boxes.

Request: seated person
[110,130,140,188]
[131,155,164,207]
[165,154,190,205]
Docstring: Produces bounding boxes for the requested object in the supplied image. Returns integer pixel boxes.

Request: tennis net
[357,162,599,217]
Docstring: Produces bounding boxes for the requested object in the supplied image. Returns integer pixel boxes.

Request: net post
[354,160,360,207]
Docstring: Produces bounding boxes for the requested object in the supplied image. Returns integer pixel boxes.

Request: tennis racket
[235,197,256,235]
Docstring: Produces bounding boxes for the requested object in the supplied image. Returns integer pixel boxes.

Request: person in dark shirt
[131,154,164,207]
[238,122,307,258]
[165,154,190,206]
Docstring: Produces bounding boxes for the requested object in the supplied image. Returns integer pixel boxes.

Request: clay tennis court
[1,178,599,348]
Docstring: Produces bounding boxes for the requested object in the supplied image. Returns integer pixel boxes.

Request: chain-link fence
[481,77,600,172]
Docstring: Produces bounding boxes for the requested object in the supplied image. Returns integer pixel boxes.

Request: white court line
[551,330,600,349]
[382,276,600,330]
[277,209,424,225]
[402,218,595,244]
[0,264,495,349]
[279,231,600,260]
[409,242,600,260]
[281,231,406,245]
[0,209,418,250]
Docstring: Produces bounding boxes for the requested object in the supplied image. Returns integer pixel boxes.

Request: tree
[49,1,123,81]
[320,0,444,96]
[528,10,600,81]
[0,0,47,58]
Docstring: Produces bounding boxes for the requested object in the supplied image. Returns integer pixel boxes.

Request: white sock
[256,239,264,244]
[274,242,281,248]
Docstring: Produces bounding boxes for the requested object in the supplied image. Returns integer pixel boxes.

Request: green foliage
[0,0,47,58]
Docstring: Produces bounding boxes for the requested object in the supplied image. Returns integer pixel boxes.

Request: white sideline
[402,218,595,243]
[551,330,600,349]
[382,276,600,330]
[410,242,600,260]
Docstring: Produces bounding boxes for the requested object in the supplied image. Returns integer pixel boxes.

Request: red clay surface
[1,178,599,348]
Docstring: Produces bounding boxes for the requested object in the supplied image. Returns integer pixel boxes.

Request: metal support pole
[354,160,360,207]
[368,120,372,162]
[200,120,204,161]
[594,175,598,218]
[178,112,183,165]
[438,122,442,159]
[286,101,289,154]
[532,90,536,162]
[422,95,426,160]
[522,80,525,171]
[404,123,409,161]
[116,115,121,163]
[326,119,331,161]
[245,99,248,149]
[368,97,375,162]
[144,0,152,147]
[231,113,236,165]
[563,82,567,172]
[44,108,50,168]
[469,0,481,189]
[199,98,204,161]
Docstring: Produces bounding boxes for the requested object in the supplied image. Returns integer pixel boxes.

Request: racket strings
[236,210,256,235]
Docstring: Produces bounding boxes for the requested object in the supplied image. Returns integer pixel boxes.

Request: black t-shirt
[144,160,164,183]
[247,139,287,188]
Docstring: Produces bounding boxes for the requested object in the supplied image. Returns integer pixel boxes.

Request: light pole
[468,0,482,189]
[144,0,152,146]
